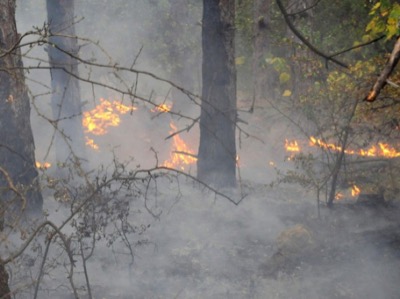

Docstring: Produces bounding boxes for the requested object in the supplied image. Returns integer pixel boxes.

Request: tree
[0,0,43,216]
[0,0,43,295]
[270,0,400,208]
[46,0,86,164]
[150,0,200,99]
[197,0,237,187]
[252,0,280,102]
[0,258,10,299]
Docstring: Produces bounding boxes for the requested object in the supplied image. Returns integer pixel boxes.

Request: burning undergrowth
[18,176,399,299]
[9,2,400,299]
[80,97,197,172]
[278,132,400,205]
[5,102,400,299]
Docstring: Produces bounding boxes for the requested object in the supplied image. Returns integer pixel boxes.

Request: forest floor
[59,181,400,299]
[5,173,400,299]
[6,98,400,298]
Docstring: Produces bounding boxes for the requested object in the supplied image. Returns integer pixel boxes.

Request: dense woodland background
[0,0,400,298]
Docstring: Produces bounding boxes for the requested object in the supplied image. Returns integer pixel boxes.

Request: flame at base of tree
[162,122,197,171]
[81,98,197,170]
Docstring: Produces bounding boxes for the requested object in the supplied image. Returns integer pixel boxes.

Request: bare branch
[287,0,322,17]
[365,36,400,102]
[276,0,348,69]
[330,35,385,58]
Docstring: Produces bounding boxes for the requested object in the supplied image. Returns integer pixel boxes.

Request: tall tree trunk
[0,259,10,299]
[47,0,86,164]
[0,0,43,216]
[0,0,43,295]
[197,0,237,187]
[253,0,276,102]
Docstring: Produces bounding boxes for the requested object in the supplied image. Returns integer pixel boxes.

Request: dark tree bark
[0,0,43,216]
[0,0,43,295]
[197,0,237,187]
[47,0,86,164]
[0,259,10,299]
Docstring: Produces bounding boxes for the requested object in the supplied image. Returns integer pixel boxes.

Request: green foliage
[265,57,291,83]
[366,1,400,40]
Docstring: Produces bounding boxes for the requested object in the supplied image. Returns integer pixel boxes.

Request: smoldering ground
[9,179,400,298]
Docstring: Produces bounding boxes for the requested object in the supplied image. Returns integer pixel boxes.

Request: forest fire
[285,139,300,153]
[162,122,197,171]
[36,161,51,169]
[82,98,196,170]
[351,184,361,197]
[284,139,300,160]
[285,136,400,159]
[85,136,100,151]
[284,137,397,201]
[82,98,138,136]
[309,137,400,158]
[151,103,172,113]
[335,184,361,201]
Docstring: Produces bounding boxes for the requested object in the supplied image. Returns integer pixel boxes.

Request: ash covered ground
[7,177,400,299]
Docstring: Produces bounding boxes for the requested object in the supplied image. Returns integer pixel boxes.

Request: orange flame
[162,122,197,170]
[82,98,197,170]
[151,103,172,113]
[36,161,51,169]
[351,184,361,197]
[85,136,99,151]
[82,98,137,136]
[306,136,400,158]
[285,139,301,161]
[285,139,300,152]
[335,192,345,201]
[334,185,361,201]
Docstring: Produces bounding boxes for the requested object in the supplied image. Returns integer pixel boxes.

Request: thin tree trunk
[0,0,43,216]
[197,0,237,187]
[168,0,199,113]
[253,0,275,102]
[47,0,86,164]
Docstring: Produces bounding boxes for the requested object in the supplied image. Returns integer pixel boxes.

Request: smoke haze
[9,1,400,299]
